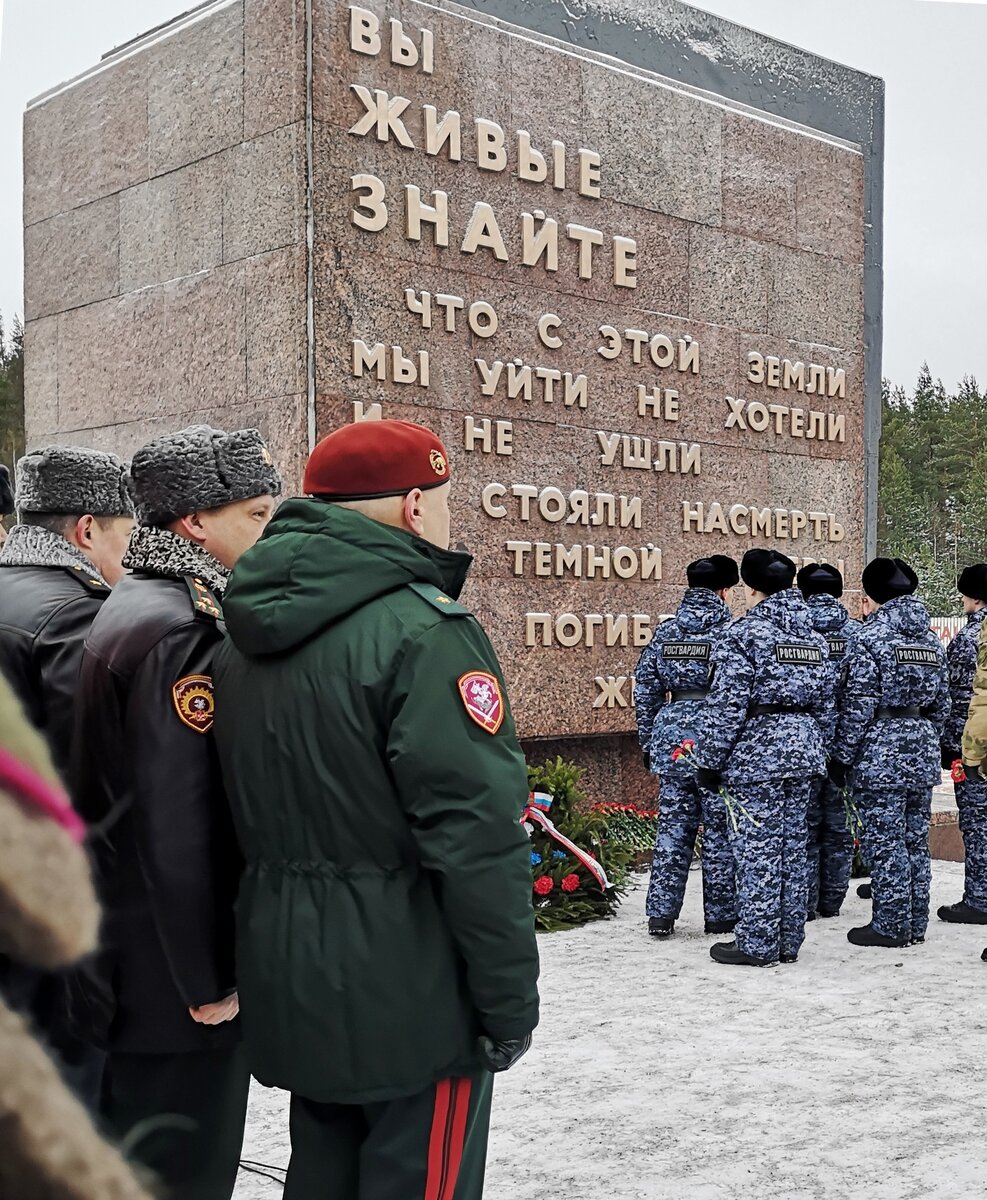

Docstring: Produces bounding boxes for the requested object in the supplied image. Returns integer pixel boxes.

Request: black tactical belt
[749,704,811,717]
[669,689,710,702]
[874,705,924,719]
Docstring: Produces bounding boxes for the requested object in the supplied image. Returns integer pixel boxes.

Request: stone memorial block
[23,0,883,800]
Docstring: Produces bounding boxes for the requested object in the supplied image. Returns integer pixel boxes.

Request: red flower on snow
[533,876,554,896]
[561,874,580,893]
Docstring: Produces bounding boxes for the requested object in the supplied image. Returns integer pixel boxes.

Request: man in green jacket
[213,419,540,1199]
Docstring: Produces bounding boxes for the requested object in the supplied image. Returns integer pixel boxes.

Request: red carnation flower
[671,748,684,761]
[533,876,554,896]
[561,874,580,893]
[951,760,967,784]
[682,739,696,750]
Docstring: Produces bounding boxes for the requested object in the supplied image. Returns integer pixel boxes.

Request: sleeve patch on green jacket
[408,581,469,616]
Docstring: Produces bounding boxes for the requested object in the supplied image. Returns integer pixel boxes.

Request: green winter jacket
[212,500,540,1104]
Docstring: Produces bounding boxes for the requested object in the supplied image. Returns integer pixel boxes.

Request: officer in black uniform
[0,445,134,1100]
[71,426,281,1200]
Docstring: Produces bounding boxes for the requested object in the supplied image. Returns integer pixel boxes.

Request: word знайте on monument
[340,4,853,715]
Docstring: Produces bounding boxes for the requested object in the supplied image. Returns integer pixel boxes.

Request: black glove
[942,748,958,771]
[828,760,849,789]
[642,750,651,772]
[478,1033,532,1074]
[695,766,722,792]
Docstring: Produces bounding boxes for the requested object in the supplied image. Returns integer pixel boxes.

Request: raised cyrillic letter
[518,131,548,183]
[748,351,766,384]
[649,334,675,368]
[349,86,414,147]
[475,357,503,396]
[828,414,846,442]
[475,118,508,172]
[352,339,386,379]
[526,613,552,647]
[555,614,583,647]
[462,202,509,260]
[613,236,637,289]
[725,396,747,430]
[619,496,642,529]
[467,301,498,338]
[827,367,847,399]
[597,431,620,466]
[506,361,533,401]
[746,402,770,432]
[521,211,559,271]
[597,326,622,360]
[566,223,604,279]
[481,481,507,516]
[423,107,462,160]
[578,148,602,198]
[349,6,381,55]
[404,185,449,246]
[350,173,387,231]
[538,313,563,349]
[511,484,538,521]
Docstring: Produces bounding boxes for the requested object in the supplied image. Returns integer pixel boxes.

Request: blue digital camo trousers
[645,776,737,925]
[857,788,932,941]
[806,777,854,915]
[955,774,987,912]
[726,778,812,962]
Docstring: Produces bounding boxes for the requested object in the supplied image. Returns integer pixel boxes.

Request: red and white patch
[457,671,504,735]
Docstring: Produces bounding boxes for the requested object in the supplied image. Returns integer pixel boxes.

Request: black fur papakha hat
[0,466,13,517]
[862,557,918,603]
[130,425,282,528]
[957,564,987,602]
[686,554,739,590]
[797,562,844,599]
[14,447,133,517]
[741,548,797,595]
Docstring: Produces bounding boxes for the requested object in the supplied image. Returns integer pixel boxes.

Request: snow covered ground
[234,862,987,1200]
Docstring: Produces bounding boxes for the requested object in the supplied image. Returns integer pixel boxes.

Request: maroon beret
[303,420,451,500]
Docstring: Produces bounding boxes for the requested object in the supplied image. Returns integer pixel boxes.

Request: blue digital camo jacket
[694,588,836,784]
[634,588,732,781]
[804,593,863,673]
[942,608,987,758]
[832,595,950,791]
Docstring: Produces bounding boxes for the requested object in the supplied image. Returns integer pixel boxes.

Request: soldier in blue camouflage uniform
[634,555,739,938]
[830,558,950,948]
[797,563,863,918]
[694,550,836,967]
[938,564,987,924]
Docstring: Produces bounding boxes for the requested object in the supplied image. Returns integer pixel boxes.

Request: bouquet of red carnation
[951,759,967,784]
[671,740,760,830]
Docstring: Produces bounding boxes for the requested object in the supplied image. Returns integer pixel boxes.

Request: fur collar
[123,526,229,596]
[0,524,109,586]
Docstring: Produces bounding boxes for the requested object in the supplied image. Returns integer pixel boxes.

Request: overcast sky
[0,0,985,391]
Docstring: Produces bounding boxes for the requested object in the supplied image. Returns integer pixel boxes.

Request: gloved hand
[942,748,958,770]
[642,750,651,772]
[478,1033,532,1073]
[828,759,849,789]
[695,766,722,792]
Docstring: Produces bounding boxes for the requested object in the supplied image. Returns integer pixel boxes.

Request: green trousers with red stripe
[283,1072,494,1200]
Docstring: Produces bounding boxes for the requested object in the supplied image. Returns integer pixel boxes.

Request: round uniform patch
[172,675,215,734]
[457,671,504,734]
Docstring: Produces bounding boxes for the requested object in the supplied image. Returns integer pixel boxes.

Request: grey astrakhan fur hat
[15,447,133,517]
[130,425,282,527]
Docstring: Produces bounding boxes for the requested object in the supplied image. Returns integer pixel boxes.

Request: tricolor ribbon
[521,800,611,891]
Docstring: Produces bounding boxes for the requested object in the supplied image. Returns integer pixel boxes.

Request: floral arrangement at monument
[590,802,660,853]
[524,757,634,932]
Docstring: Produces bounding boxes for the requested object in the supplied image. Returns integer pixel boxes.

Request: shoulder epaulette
[408,581,470,617]
[184,575,223,619]
[65,563,109,593]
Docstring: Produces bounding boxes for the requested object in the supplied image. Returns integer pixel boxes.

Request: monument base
[522,733,656,811]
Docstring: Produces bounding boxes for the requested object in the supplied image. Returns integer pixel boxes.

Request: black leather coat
[0,563,108,777]
[69,572,242,1054]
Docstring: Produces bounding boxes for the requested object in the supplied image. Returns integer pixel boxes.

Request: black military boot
[981,947,987,962]
[937,901,987,925]
[648,917,674,938]
[704,919,736,935]
[780,953,798,964]
[709,940,775,967]
[816,907,841,918]
[847,923,907,948]
[856,883,872,900]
